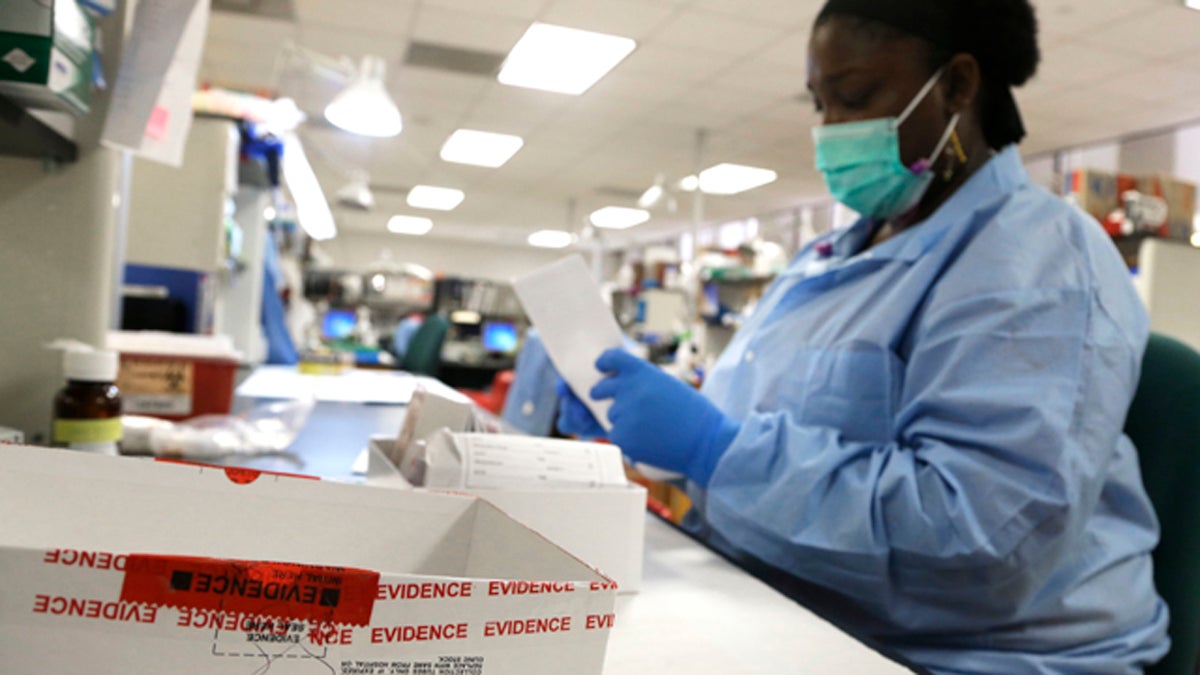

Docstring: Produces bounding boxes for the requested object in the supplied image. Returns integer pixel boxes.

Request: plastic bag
[121,397,315,460]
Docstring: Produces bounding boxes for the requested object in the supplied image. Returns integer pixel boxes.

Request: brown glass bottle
[51,349,122,455]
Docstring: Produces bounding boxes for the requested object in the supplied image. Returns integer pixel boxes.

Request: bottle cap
[63,349,119,383]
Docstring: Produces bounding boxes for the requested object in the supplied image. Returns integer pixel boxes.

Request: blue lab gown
[692,146,1169,673]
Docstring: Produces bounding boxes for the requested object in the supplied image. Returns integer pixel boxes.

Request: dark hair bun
[960,0,1040,87]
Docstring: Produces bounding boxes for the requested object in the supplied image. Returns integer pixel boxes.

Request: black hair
[815,0,1040,149]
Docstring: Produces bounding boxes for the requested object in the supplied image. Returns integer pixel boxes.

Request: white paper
[236,365,418,404]
[126,0,209,166]
[426,432,627,490]
[100,0,204,155]
[512,255,625,429]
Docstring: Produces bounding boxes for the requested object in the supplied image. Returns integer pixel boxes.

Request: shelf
[0,93,78,162]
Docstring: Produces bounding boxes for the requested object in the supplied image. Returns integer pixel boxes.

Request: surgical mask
[813,69,960,220]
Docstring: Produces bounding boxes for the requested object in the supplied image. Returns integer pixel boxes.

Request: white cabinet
[125,117,238,272]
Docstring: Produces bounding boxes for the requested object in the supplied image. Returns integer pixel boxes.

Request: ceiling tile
[648,8,787,58]
[1035,0,1155,41]
[411,6,531,52]
[539,0,678,40]
[688,0,824,27]
[420,0,546,21]
[711,57,804,95]
[618,42,736,88]
[1079,6,1200,60]
[205,11,296,46]
[297,24,408,63]
[1033,39,1151,89]
[292,0,416,35]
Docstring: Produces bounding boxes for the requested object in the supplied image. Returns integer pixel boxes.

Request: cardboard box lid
[0,445,608,585]
[107,330,241,362]
[0,446,619,674]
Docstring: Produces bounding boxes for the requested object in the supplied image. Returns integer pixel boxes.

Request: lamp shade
[324,56,403,138]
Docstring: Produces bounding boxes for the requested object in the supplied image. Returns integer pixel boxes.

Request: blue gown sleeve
[701,284,1143,630]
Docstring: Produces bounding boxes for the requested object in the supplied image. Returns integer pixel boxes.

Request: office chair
[399,313,450,377]
[1124,332,1200,675]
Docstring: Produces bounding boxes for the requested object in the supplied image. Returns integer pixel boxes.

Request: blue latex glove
[590,348,740,487]
[554,377,607,440]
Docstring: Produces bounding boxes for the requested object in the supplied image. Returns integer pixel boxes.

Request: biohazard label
[119,555,379,626]
[116,359,193,415]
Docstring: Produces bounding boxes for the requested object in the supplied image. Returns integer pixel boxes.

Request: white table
[604,516,910,674]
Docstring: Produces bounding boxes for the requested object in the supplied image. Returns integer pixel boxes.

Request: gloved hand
[554,377,608,440]
[590,348,740,487]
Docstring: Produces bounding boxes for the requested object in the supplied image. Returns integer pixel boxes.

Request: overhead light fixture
[677,164,778,195]
[441,129,525,168]
[281,133,337,240]
[637,173,679,213]
[528,230,575,249]
[387,215,433,236]
[590,206,650,230]
[498,22,637,95]
[324,55,403,138]
[407,185,465,211]
[451,310,482,325]
[336,171,375,211]
[1188,0,1200,10]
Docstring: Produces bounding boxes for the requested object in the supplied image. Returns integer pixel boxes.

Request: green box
[0,0,94,115]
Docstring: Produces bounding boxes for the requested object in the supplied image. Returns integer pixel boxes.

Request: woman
[558,0,1170,671]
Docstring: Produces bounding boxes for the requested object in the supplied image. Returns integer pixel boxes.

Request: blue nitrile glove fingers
[554,377,607,440]
[589,348,740,487]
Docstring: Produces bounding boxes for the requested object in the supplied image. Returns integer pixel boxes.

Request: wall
[0,4,128,441]
[0,149,122,441]
[317,232,593,283]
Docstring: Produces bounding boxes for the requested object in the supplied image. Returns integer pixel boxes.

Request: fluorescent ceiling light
[441,129,525,168]
[281,133,336,241]
[451,310,482,324]
[387,215,433,236]
[324,56,403,138]
[698,163,778,195]
[407,185,465,211]
[528,229,574,249]
[677,164,778,195]
[1188,0,1200,10]
[638,184,664,210]
[499,22,637,95]
[590,206,650,230]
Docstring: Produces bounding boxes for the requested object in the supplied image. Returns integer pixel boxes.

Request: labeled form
[512,255,625,430]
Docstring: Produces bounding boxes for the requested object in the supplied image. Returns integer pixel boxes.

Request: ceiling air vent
[404,41,507,78]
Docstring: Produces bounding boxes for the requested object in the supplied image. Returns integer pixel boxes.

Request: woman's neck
[873,137,994,247]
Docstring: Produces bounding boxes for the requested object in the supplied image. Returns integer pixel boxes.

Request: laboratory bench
[222,370,911,674]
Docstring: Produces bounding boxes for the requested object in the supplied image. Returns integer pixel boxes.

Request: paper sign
[101,0,207,165]
[512,255,625,430]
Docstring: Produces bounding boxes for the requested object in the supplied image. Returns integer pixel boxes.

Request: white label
[3,49,36,73]
[47,48,77,93]
[461,436,626,490]
[123,394,192,416]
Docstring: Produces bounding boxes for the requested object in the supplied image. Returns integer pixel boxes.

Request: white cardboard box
[366,437,647,594]
[0,445,618,674]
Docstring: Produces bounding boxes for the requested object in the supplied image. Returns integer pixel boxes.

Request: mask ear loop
[894,66,947,129]
[932,113,961,180]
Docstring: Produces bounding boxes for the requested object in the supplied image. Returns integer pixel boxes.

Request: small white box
[0,425,23,444]
[0,445,618,674]
[367,437,647,593]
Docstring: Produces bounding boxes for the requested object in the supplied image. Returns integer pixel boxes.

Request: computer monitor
[482,321,519,354]
[321,308,356,340]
